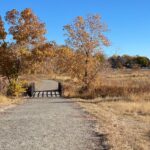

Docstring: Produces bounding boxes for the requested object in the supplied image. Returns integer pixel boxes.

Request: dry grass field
[77,69,150,150]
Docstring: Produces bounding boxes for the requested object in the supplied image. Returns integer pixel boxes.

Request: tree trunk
[84,52,89,90]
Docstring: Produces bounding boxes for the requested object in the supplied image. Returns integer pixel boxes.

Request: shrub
[7,80,26,97]
[62,82,81,98]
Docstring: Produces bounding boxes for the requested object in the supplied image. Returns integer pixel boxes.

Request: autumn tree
[0,8,48,96]
[52,46,74,74]
[0,8,47,80]
[31,42,55,74]
[64,14,110,89]
[5,8,46,46]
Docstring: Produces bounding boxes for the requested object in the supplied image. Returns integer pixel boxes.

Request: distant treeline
[108,55,150,69]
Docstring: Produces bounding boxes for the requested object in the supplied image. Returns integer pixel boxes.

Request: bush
[62,82,81,98]
[109,55,150,69]
[7,80,26,97]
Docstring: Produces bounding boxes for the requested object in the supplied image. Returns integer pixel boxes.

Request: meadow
[76,69,150,150]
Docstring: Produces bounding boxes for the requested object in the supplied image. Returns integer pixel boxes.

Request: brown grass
[63,69,150,101]
[95,69,150,100]
[70,69,150,150]
[78,100,150,150]
[0,95,21,106]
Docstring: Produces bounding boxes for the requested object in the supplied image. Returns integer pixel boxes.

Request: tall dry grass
[79,101,150,150]
[97,69,150,101]
[63,69,150,101]
[0,95,21,106]
[75,70,150,150]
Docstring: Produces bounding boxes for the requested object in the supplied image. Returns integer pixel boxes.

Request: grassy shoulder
[61,70,150,150]
[77,100,150,150]
[0,95,22,106]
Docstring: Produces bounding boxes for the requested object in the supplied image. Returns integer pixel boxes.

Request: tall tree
[64,14,110,88]
[0,8,47,83]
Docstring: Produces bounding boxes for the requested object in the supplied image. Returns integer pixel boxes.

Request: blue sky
[0,0,150,58]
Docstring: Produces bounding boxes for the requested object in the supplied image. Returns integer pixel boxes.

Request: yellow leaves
[99,34,110,46]
[53,46,74,74]
[22,8,32,17]
[75,16,85,28]
[6,8,46,45]
[63,14,110,87]
[64,14,110,56]
[7,80,26,97]
[17,47,30,57]
[0,16,7,40]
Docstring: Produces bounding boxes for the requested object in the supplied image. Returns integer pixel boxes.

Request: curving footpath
[0,80,102,150]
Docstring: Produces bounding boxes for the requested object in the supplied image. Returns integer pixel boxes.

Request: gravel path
[0,80,102,150]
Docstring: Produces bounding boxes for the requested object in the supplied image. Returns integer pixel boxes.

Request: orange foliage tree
[0,8,48,83]
[0,9,52,96]
[52,46,74,74]
[64,14,110,89]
